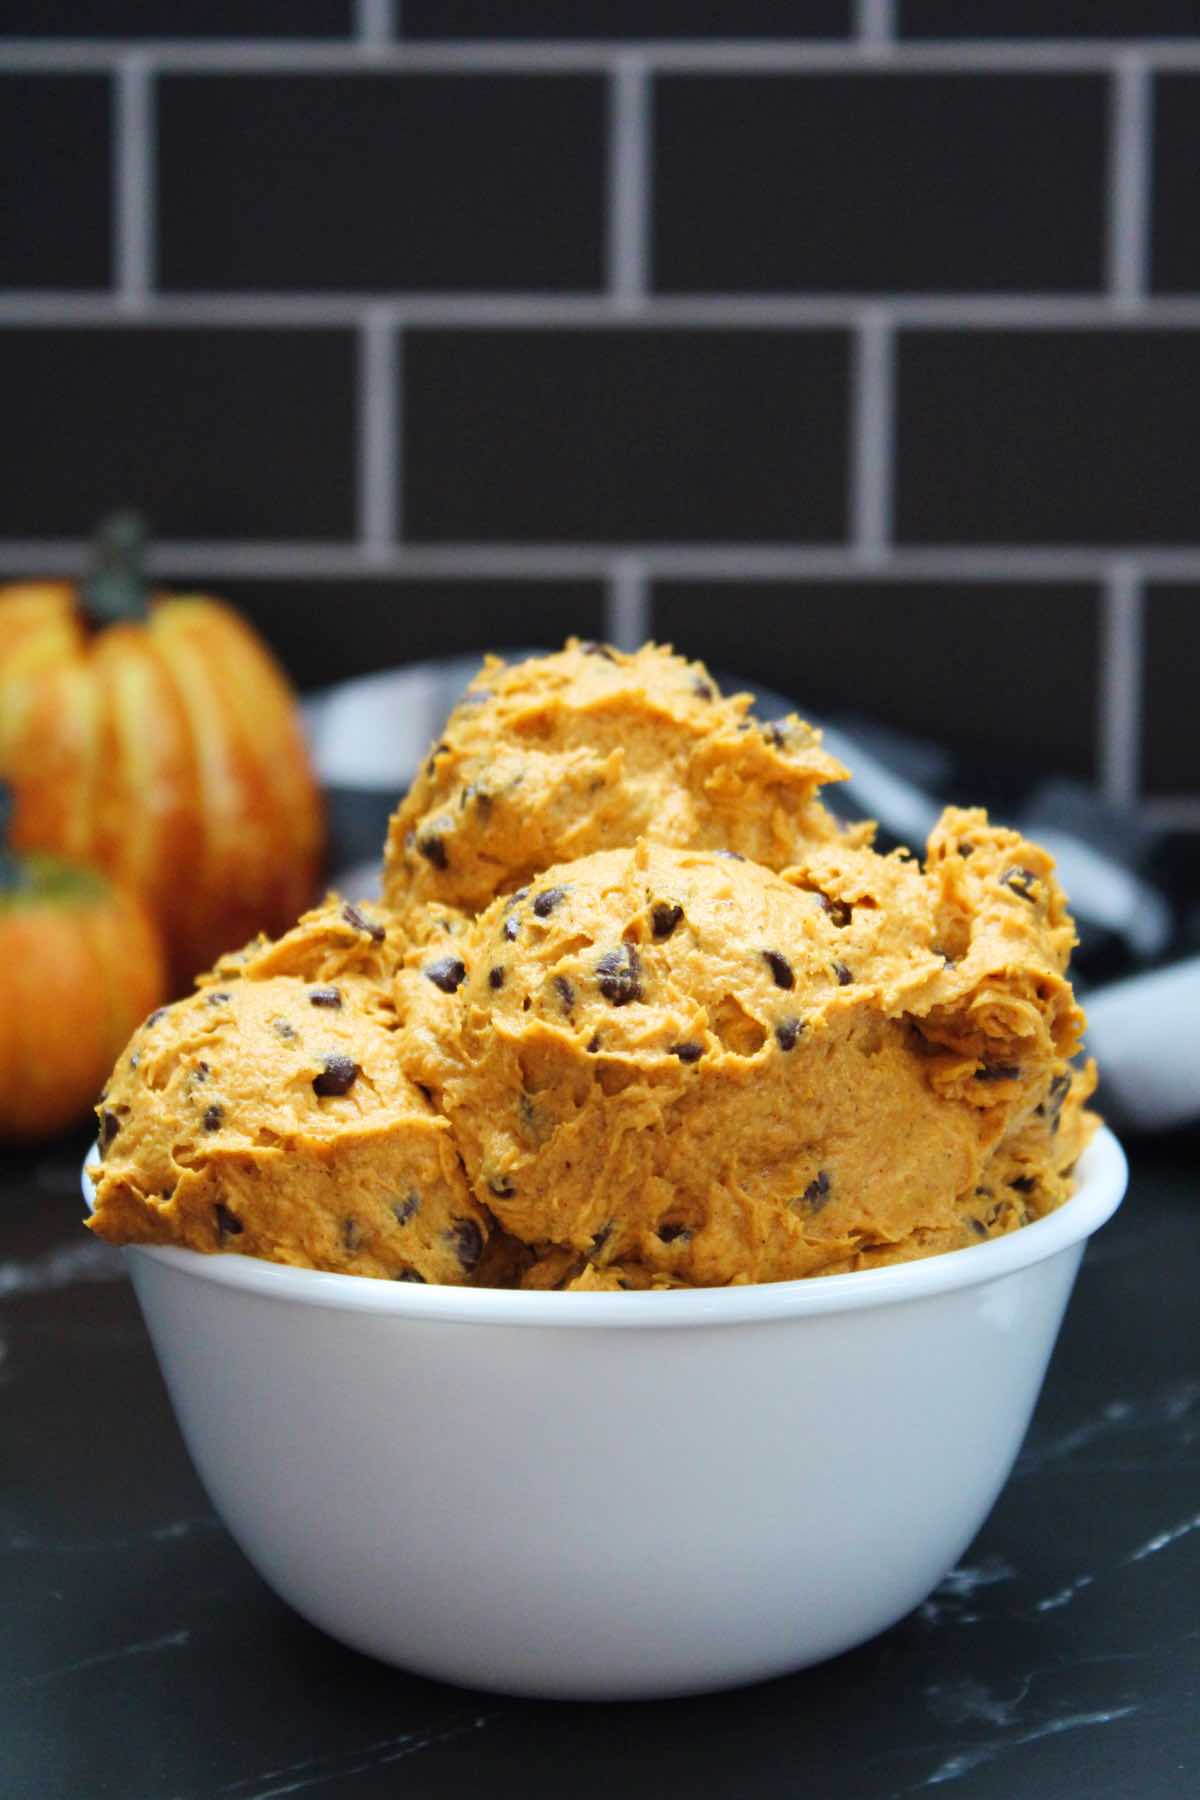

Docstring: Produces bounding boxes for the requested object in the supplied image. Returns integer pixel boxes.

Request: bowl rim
[81,1125,1127,1331]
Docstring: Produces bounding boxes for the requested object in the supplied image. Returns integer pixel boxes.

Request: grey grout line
[114,53,154,310]
[855,0,896,49]
[356,0,395,48]
[3,542,1199,583]
[1108,54,1154,308]
[1098,562,1146,807]
[358,309,398,558]
[7,39,1200,72]
[9,294,1200,330]
[608,55,651,313]
[849,310,894,563]
[607,556,651,650]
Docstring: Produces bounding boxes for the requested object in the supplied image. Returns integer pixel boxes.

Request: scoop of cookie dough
[88,971,489,1284]
[382,639,850,923]
[397,826,1091,1287]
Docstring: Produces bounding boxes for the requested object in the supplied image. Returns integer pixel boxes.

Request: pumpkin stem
[83,511,151,624]
[0,782,20,894]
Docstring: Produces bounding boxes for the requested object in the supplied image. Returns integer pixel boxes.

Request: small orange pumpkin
[0,786,167,1143]
[0,516,324,987]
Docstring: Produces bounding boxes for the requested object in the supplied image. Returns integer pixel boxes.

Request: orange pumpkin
[0,792,167,1143]
[0,518,323,987]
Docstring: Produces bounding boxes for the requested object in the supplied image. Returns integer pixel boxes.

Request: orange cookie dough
[382,639,849,923]
[397,824,1094,1288]
[88,969,489,1284]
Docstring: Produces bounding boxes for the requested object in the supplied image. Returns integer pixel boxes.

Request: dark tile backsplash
[2,76,111,290]
[652,585,1103,782]
[1,14,1196,822]
[217,579,607,692]
[655,75,1107,294]
[0,329,356,540]
[158,75,607,294]
[402,4,852,40]
[404,330,849,543]
[1144,593,1200,795]
[896,332,1200,546]
[0,3,352,36]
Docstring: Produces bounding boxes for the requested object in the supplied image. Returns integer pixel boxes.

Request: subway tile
[214,579,606,691]
[902,2,1200,35]
[1152,77,1200,295]
[0,329,355,541]
[0,2,350,34]
[896,331,1200,546]
[159,74,605,294]
[403,3,850,39]
[653,583,1101,781]
[1144,591,1200,795]
[1,75,110,290]
[655,74,1105,295]
[404,329,849,543]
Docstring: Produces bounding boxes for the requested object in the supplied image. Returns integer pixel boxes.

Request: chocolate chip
[272,1018,297,1041]
[657,1221,692,1244]
[424,955,467,994]
[957,843,974,858]
[803,1171,832,1210]
[506,887,530,908]
[553,974,575,1011]
[596,944,643,1006]
[670,1041,703,1063]
[100,1109,120,1151]
[832,960,854,987]
[764,721,789,748]
[342,1218,363,1252]
[968,1217,989,1239]
[488,1173,516,1198]
[214,1203,243,1240]
[651,901,684,940]
[194,1061,209,1080]
[592,1221,613,1254]
[775,1017,803,1052]
[586,1034,601,1053]
[450,1217,484,1272]
[533,886,567,918]
[417,834,448,871]
[502,915,520,942]
[975,1063,1021,1083]
[313,1054,359,1097]
[692,676,716,700]
[128,1051,140,1070]
[763,950,795,990]
[392,1192,420,1225]
[394,1268,425,1283]
[1001,867,1039,902]
[203,1104,223,1131]
[580,640,617,661]
[144,1008,166,1029]
[715,849,745,861]
[425,741,450,776]
[460,783,492,816]
[818,893,852,928]
[309,986,342,1009]
[488,965,506,990]
[207,990,231,1005]
[342,902,386,942]
[1010,1176,1037,1194]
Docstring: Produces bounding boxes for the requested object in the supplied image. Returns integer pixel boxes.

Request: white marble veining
[23,1628,190,1688]
[6,1515,220,1555]
[1128,1511,1200,1562]
[917,1707,1139,1789]
[0,1237,126,1298]
[211,1713,498,1800]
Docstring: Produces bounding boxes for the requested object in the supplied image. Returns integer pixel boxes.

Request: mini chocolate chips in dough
[88,974,489,1284]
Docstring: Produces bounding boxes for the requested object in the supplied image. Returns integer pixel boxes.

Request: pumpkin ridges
[149,603,302,979]
[9,660,102,867]
[158,598,323,928]
[91,620,203,937]
[0,587,82,764]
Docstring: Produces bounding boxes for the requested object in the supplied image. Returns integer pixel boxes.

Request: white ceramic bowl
[83,1127,1126,1701]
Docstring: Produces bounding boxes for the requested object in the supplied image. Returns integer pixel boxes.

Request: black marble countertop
[5,1125,1198,1800]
